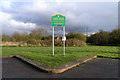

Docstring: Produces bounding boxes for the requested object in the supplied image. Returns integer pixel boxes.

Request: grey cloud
[0,1,118,36]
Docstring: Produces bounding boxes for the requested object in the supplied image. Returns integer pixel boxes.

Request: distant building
[83,32,97,37]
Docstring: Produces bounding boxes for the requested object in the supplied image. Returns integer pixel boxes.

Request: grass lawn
[2,45,119,67]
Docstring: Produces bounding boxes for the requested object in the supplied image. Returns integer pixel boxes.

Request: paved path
[2,57,119,78]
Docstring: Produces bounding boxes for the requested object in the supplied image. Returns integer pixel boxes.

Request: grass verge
[2,45,119,67]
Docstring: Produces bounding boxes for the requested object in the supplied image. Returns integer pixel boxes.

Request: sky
[0,0,118,36]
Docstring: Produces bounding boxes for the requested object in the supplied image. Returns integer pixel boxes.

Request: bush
[108,29,120,46]
[42,35,52,40]
[2,35,11,41]
[40,40,52,46]
[66,39,86,46]
[27,39,37,45]
[26,39,86,46]
[87,29,120,46]
[66,32,86,42]
[26,40,52,46]
[55,40,62,46]
[54,39,86,46]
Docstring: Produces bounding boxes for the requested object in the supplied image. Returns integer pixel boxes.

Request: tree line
[87,29,120,46]
[2,28,52,42]
[1,28,86,42]
[1,28,119,46]
[1,28,86,46]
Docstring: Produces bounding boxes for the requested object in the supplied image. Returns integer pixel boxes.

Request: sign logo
[51,14,66,27]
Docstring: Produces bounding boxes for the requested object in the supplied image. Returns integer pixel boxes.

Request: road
[2,57,119,78]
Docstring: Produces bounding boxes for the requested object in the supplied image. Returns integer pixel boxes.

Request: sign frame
[51,14,66,56]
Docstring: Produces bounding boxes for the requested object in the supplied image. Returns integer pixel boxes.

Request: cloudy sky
[0,0,118,36]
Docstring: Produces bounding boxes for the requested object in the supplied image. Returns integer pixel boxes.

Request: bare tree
[30,28,48,40]
[12,31,21,42]
[21,31,29,42]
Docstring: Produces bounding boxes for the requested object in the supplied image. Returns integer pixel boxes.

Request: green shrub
[87,29,120,46]
[66,32,86,42]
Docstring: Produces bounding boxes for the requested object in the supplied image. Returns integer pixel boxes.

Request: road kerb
[14,55,97,74]
[1,55,14,58]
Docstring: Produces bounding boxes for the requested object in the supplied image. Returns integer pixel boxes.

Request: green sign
[51,14,66,27]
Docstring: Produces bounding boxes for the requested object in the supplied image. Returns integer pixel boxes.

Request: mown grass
[2,45,119,67]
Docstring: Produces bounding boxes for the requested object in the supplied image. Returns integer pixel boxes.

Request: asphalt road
[2,57,119,78]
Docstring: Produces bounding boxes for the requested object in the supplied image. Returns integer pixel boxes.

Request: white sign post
[62,27,66,56]
[52,27,54,56]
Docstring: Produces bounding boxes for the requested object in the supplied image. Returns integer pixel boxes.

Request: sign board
[51,14,66,27]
